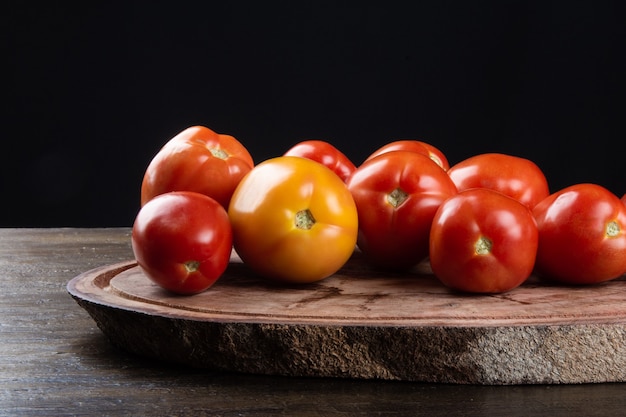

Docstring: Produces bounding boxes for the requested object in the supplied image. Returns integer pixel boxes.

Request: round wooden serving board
[67,250,626,385]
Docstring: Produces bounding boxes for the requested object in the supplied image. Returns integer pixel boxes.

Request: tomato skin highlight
[141,125,254,209]
[447,153,549,209]
[131,191,233,295]
[532,183,626,284]
[228,156,358,284]
[365,139,450,171]
[347,151,457,270]
[429,188,539,293]
[283,140,356,183]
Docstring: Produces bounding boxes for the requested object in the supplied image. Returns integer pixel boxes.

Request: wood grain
[68,248,626,385]
[4,228,626,416]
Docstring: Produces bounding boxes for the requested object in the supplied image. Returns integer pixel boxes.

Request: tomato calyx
[606,220,620,238]
[209,147,229,160]
[387,188,409,208]
[295,209,316,230]
[183,260,201,273]
[474,236,493,255]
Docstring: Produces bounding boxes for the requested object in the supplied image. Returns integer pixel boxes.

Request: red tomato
[429,188,538,293]
[141,125,254,208]
[622,193,626,206]
[447,153,549,209]
[346,151,458,270]
[228,156,358,283]
[283,140,356,182]
[132,191,233,295]
[365,140,450,171]
[532,183,626,284]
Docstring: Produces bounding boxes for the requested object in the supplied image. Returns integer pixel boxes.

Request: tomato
[346,151,457,270]
[532,183,626,284]
[141,125,254,208]
[365,140,450,171]
[447,153,549,209]
[283,140,356,182]
[622,193,626,206]
[228,156,358,283]
[429,188,538,293]
[131,191,233,295]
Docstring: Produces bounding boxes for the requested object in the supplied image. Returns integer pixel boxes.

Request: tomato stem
[474,236,493,255]
[295,209,316,230]
[606,220,620,238]
[387,188,409,208]
[183,260,200,272]
[209,148,229,160]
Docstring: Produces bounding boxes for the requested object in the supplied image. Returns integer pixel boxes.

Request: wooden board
[67,250,626,385]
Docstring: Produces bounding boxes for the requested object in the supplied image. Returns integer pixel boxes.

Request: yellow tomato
[228,156,358,283]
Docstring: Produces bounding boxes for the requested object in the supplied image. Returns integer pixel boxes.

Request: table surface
[2,228,626,417]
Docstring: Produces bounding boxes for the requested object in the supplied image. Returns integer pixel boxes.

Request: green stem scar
[295,209,316,230]
[209,148,229,159]
[184,260,200,273]
[606,220,620,238]
[474,236,493,255]
[387,188,409,208]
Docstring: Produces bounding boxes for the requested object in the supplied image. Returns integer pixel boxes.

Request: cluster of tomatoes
[132,125,626,295]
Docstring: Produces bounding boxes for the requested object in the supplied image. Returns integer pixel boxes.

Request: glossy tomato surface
[365,140,450,171]
[132,191,233,295]
[141,125,254,208]
[228,156,358,283]
[429,188,538,293]
[447,153,549,209]
[532,183,626,284]
[347,151,457,270]
[283,140,356,182]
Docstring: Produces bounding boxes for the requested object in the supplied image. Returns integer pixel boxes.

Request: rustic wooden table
[2,228,626,416]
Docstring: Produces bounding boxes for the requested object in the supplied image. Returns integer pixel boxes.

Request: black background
[4,1,625,227]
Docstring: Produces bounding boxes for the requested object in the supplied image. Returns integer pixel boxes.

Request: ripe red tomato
[429,188,538,293]
[365,140,450,171]
[532,183,626,284]
[622,193,626,206]
[228,156,358,283]
[141,125,254,208]
[283,140,356,182]
[346,151,457,270]
[131,191,233,295]
[447,153,549,209]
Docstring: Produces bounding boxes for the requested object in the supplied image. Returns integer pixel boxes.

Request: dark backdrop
[4,1,625,227]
